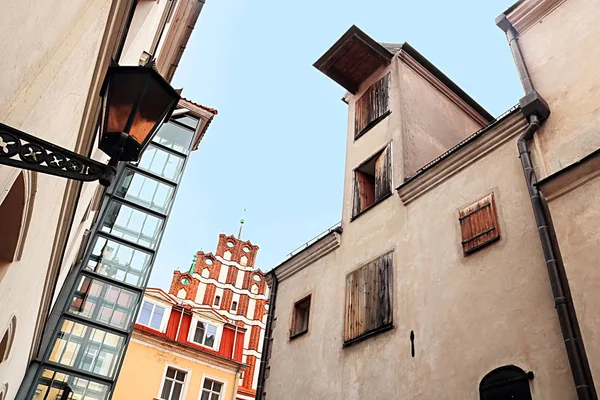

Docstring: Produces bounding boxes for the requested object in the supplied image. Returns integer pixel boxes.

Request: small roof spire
[238,208,246,239]
[188,253,198,274]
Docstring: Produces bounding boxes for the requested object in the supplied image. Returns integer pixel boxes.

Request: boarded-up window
[290,295,311,338]
[459,193,500,255]
[344,252,393,345]
[354,73,390,139]
[352,145,392,218]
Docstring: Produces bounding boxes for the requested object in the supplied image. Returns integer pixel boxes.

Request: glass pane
[152,121,194,154]
[48,319,125,378]
[138,302,153,326]
[33,369,109,400]
[166,367,176,378]
[175,370,186,382]
[116,169,175,214]
[68,276,138,330]
[100,201,164,249]
[194,322,205,344]
[211,394,220,400]
[172,115,199,130]
[150,306,164,330]
[137,144,185,182]
[201,392,210,400]
[172,382,183,400]
[161,380,173,399]
[205,325,217,347]
[86,236,153,287]
[213,381,222,393]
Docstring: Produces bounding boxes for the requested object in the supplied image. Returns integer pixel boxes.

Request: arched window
[0,171,36,281]
[214,296,221,306]
[0,316,17,363]
[231,301,237,311]
[480,365,533,400]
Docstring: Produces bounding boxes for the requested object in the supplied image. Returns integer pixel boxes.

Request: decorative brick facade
[168,233,268,399]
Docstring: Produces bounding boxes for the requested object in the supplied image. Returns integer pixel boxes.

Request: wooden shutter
[354,73,390,138]
[459,193,500,255]
[344,252,393,344]
[374,145,391,200]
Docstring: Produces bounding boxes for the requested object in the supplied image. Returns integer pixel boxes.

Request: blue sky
[149,0,521,288]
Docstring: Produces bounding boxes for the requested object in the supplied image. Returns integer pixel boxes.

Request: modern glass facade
[25,115,201,399]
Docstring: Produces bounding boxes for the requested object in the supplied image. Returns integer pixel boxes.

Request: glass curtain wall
[26,116,199,399]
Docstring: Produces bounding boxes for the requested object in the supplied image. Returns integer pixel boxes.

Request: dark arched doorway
[480,365,533,400]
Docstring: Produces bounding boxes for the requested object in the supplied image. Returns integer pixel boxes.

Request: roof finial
[188,253,198,274]
[238,208,246,239]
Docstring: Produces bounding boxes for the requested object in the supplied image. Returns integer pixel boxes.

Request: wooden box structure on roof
[313,25,394,94]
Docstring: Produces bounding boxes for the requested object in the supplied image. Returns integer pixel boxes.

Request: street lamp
[0,62,180,187]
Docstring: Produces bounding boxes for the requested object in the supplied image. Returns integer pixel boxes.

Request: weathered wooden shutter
[354,73,390,138]
[344,252,393,344]
[352,176,361,217]
[374,145,391,200]
[459,193,500,255]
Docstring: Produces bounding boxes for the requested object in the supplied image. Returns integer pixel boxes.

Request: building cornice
[506,0,567,34]
[397,112,527,205]
[132,329,247,373]
[398,51,490,127]
[536,147,600,201]
[274,231,341,282]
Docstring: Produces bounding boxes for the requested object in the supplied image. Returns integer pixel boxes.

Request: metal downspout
[255,272,278,400]
[497,13,597,400]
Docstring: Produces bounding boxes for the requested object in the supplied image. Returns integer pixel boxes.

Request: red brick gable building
[169,234,268,400]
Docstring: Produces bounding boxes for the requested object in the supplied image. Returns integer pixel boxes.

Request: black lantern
[99,64,180,162]
[0,63,180,186]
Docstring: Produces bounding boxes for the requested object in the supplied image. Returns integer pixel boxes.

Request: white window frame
[198,374,227,400]
[157,363,192,400]
[137,297,171,332]
[188,317,222,350]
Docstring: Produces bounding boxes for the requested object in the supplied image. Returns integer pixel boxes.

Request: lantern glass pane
[129,74,175,146]
[106,71,144,133]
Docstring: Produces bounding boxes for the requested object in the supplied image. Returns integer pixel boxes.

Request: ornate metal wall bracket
[0,122,116,186]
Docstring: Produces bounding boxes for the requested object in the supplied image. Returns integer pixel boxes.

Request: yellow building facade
[113,289,247,400]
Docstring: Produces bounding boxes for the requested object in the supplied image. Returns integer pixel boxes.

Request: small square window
[352,145,392,218]
[459,193,500,255]
[290,295,311,339]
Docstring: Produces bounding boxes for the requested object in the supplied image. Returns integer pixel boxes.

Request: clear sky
[149,0,521,289]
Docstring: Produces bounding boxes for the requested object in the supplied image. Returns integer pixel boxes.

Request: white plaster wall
[0,1,114,397]
[266,134,576,399]
[517,0,600,176]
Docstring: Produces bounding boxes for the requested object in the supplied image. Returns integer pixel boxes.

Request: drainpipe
[175,304,185,341]
[232,325,239,359]
[255,272,278,400]
[497,14,597,400]
[231,365,241,400]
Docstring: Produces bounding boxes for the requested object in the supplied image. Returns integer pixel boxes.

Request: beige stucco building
[258,0,600,399]
[0,1,209,399]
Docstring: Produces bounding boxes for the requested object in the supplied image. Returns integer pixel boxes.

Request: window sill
[354,111,391,141]
[350,191,393,222]
[289,329,308,341]
[343,323,393,348]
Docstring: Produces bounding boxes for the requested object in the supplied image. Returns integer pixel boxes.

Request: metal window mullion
[94,231,156,255]
[150,140,188,158]
[65,313,129,337]
[80,270,144,294]
[39,361,114,387]
[128,163,178,186]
